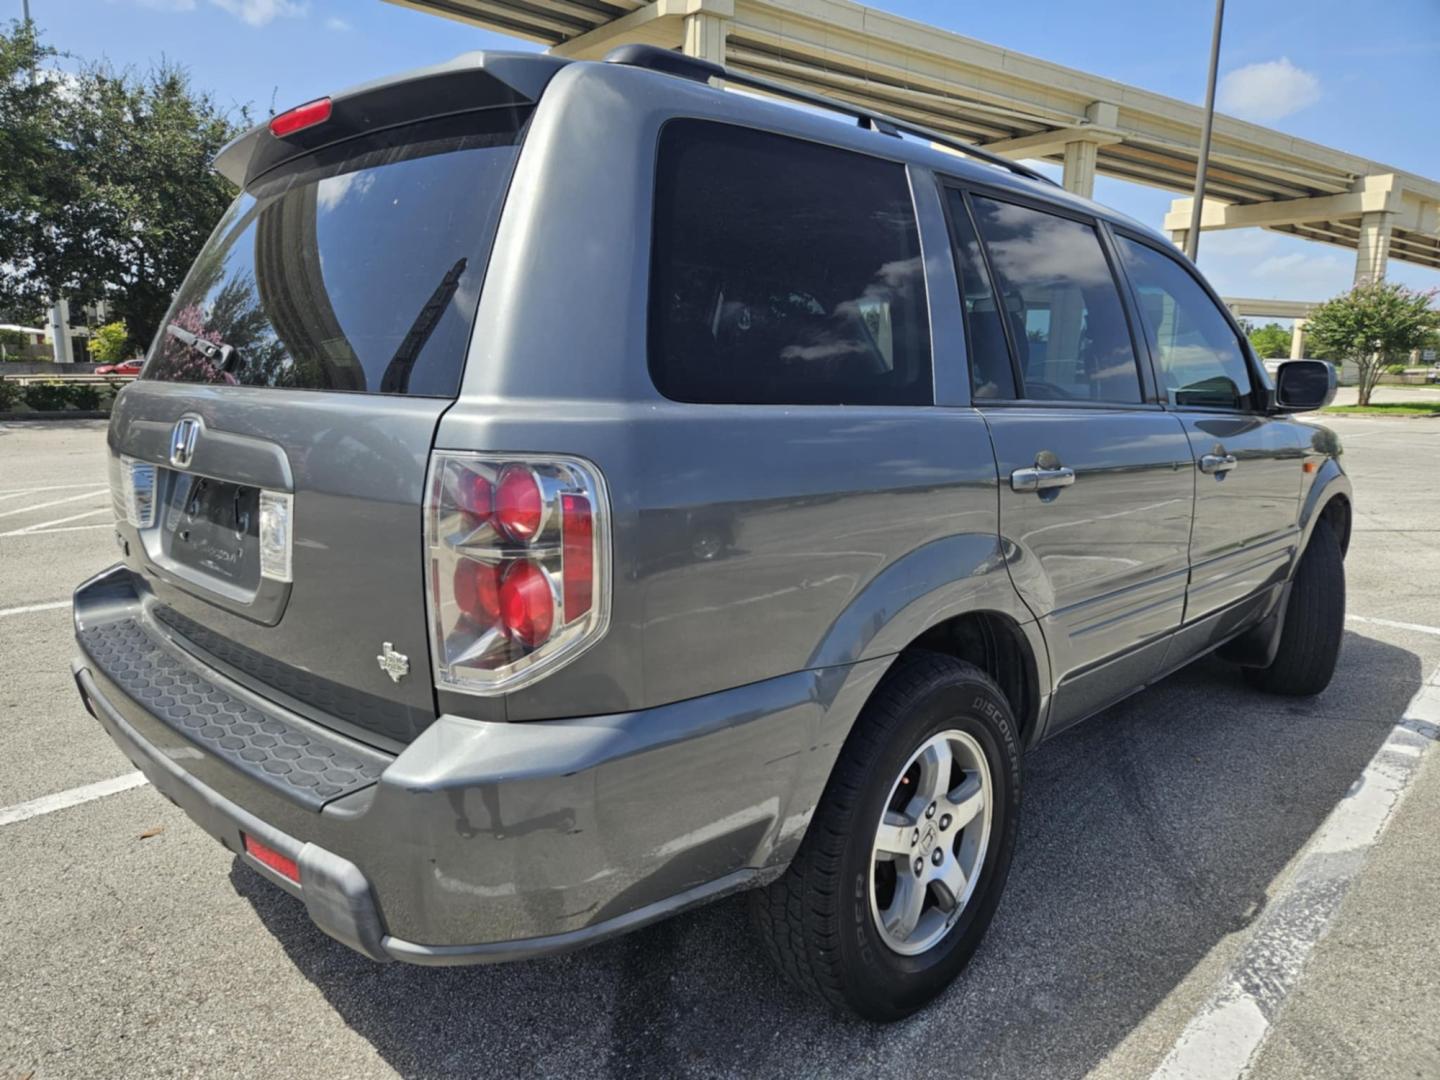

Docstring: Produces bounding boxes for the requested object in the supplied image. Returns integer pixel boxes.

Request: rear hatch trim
[214,51,569,189]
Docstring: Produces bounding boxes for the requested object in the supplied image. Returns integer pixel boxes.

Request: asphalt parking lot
[2,417,1437,1080]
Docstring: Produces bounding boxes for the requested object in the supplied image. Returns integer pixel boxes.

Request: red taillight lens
[500,560,555,647]
[269,97,332,138]
[453,559,501,626]
[561,493,593,619]
[426,454,608,694]
[495,465,543,542]
[243,833,300,884]
[461,470,494,531]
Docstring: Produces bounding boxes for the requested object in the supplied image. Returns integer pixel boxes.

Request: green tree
[1304,281,1440,405]
[0,301,45,327]
[0,21,246,352]
[85,319,130,362]
[0,326,31,360]
[1247,321,1293,359]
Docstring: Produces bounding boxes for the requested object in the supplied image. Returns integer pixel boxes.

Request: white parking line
[0,481,109,497]
[1347,614,1440,638]
[1,522,113,537]
[0,508,112,537]
[1151,667,1440,1080]
[0,772,149,827]
[0,600,69,618]
[0,488,107,519]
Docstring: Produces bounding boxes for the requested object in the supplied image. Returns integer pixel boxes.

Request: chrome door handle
[1011,466,1076,493]
[1199,453,1238,475]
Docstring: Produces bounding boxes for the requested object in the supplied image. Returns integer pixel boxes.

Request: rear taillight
[117,456,157,529]
[425,452,610,695]
[257,490,294,583]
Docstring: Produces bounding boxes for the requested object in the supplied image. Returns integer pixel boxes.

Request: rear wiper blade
[165,322,238,375]
[379,257,467,394]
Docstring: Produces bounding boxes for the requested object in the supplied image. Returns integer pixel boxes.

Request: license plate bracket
[159,472,261,590]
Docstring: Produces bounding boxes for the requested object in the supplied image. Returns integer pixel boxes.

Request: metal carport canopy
[385,0,1440,277]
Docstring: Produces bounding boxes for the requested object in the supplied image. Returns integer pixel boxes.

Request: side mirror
[1272,359,1336,413]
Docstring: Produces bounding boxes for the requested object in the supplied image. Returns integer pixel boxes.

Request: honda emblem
[170,418,200,469]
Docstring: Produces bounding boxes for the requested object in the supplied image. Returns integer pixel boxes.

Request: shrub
[20,380,71,410]
[0,328,31,358]
[1383,362,1408,375]
[67,383,103,410]
[0,379,19,410]
[85,321,130,363]
[21,380,103,411]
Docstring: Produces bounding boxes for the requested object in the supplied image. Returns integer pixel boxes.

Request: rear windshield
[143,113,522,397]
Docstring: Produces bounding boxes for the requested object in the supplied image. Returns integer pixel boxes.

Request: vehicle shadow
[230,630,1423,1079]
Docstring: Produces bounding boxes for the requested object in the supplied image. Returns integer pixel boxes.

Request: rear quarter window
[648,120,932,406]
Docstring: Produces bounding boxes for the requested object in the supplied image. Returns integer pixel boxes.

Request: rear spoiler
[215,51,569,189]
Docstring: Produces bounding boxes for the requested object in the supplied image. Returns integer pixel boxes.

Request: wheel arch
[1298,459,1352,561]
[896,610,1047,749]
[800,534,1049,748]
[1315,492,1351,557]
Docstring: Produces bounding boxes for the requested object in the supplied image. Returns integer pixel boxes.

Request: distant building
[0,324,48,345]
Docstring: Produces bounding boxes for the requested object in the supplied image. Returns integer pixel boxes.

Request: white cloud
[1217,58,1321,123]
[316,170,376,213]
[1190,229,1354,302]
[209,0,307,26]
[325,15,352,31]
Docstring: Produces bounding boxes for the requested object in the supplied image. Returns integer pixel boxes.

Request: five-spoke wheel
[869,730,992,955]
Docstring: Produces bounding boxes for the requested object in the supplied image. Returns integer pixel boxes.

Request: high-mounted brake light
[269,97,332,138]
[425,453,610,695]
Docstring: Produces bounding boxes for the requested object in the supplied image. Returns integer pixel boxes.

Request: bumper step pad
[79,618,386,809]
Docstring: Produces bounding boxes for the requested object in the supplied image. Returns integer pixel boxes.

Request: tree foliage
[85,320,130,362]
[0,20,246,352]
[0,326,32,360]
[1247,322,1292,360]
[1304,281,1440,405]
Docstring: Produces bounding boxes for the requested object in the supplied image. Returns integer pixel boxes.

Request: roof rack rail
[604,43,1058,188]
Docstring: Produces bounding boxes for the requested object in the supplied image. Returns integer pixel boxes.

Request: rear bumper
[74,662,391,961]
[73,566,886,963]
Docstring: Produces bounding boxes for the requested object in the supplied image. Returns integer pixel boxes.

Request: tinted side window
[971,196,1141,404]
[945,189,1015,400]
[649,121,931,406]
[1118,237,1253,410]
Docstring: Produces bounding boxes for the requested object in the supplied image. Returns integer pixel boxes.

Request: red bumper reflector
[243,833,300,884]
[269,97,332,138]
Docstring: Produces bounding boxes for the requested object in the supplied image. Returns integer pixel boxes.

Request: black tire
[1246,519,1345,696]
[750,652,1022,1021]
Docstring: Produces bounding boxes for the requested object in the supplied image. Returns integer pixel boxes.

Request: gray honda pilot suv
[71,45,1349,1020]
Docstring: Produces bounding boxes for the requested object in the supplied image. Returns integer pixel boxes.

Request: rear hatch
[107,54,563,750]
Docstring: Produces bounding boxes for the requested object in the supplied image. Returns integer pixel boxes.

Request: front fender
[1297,424,1352,560]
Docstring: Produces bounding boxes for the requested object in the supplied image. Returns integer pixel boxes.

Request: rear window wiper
[164,323,239,376]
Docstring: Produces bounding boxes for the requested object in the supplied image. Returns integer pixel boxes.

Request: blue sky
[23,0,1440,313]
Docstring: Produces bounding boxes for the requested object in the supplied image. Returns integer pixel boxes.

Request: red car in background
[95,359,143,376]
